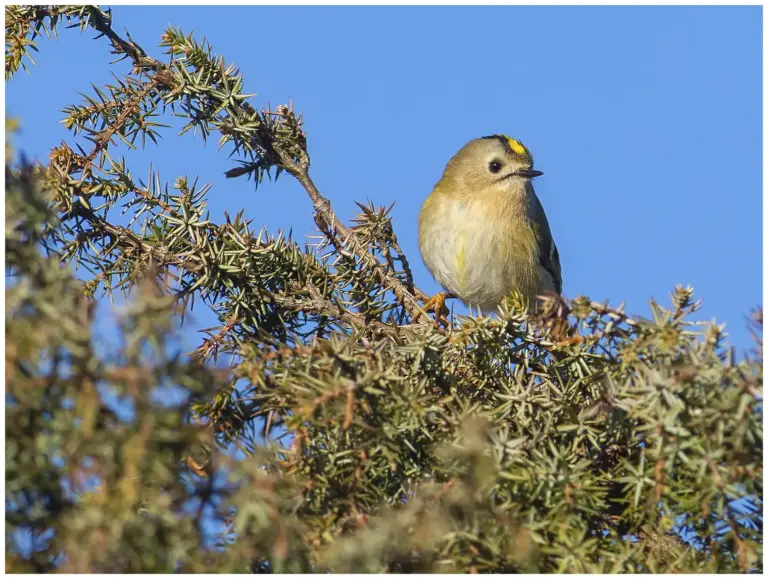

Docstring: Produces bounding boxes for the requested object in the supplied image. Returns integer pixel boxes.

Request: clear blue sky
[6,5,762,352]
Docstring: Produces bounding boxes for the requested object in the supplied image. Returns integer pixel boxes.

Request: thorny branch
[278,154,429,318]
[63,5,431,326]
[57,180,399,341]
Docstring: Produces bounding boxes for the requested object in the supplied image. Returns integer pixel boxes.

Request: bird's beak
[516,168,544,178]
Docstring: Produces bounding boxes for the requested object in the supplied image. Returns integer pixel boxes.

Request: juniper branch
[279,153,428,317]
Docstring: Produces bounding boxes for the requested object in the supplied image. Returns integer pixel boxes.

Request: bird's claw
[416,292,453,328]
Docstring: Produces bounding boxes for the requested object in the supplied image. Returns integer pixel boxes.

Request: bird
[418,134,562,323]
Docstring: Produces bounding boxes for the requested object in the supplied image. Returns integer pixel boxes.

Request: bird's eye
[488,160,502,174]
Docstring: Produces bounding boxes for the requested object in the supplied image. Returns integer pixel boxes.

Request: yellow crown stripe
[506,137,528,156]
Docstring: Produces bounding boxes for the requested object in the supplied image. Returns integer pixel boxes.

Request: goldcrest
[418,134,562,317]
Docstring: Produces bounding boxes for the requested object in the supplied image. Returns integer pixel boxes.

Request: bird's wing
[540,240,563,295]
[529,191,563,295]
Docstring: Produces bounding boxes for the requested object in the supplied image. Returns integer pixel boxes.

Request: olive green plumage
[418,134,562,312]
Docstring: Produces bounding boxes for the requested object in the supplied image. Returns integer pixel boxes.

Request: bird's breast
[419,193,540,311]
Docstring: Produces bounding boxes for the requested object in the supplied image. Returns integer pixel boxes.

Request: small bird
[418,134,562,321]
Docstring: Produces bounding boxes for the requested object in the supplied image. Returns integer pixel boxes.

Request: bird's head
[438,134,543,193]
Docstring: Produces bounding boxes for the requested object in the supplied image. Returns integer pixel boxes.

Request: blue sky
[6,5,762,352]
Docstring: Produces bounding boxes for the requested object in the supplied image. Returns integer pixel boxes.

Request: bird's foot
[416,292,454,328]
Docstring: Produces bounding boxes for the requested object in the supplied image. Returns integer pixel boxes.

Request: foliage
[5,5,763,573]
